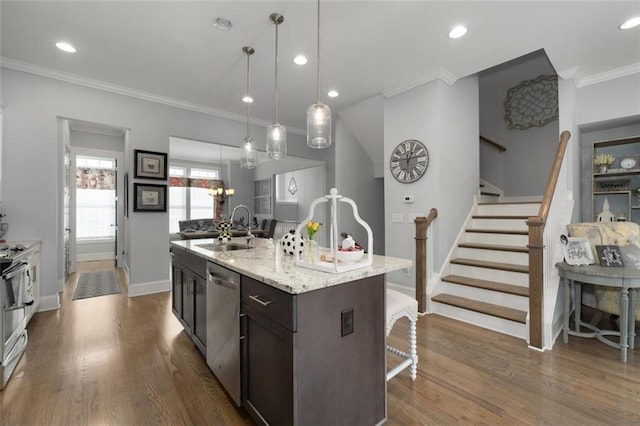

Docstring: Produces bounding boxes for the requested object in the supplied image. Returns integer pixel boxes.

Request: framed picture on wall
[134,149,167,180]
[133,183,167,212]
[124,172,129,217]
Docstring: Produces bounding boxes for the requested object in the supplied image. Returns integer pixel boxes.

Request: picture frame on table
[133,183,167,212]
[559,235,594,266]
[134,149,167,180]
[595,245,625,267]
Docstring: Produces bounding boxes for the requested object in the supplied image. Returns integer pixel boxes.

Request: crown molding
[0,57,306,135]
[438,67,458,86]
[557,67,578,81]
[575,62,640,88]
[383,66,459,98]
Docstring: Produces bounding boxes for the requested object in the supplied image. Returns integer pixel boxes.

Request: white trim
[37,294,60,312]
[0,57,307,135]
[386,281,414,297]
[383,67,457,98]
[127,279,170,297]
[577,63,640,88]
[438,67,458,86]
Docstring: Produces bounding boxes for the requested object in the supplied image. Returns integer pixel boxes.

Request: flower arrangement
[593,153,615,166]
[306,221,321,240]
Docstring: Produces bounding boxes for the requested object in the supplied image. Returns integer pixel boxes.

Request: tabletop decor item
[294,188,373,273]
[559,235,594,266]
[595,245,625,267]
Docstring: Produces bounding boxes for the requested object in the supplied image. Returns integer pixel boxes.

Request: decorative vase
[305,240,318,264]
[597,165,608,173]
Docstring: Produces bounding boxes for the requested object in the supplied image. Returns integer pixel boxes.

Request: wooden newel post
[415,208,438,314]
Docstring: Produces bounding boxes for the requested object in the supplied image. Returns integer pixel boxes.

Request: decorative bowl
[336,248,364,264]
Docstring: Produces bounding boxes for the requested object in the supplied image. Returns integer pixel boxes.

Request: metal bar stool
[386,289,418,381]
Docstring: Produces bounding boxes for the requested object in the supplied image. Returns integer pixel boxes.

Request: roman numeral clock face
[389,139,429,183]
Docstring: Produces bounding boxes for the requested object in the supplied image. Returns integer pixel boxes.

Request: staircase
[431,200,540,340]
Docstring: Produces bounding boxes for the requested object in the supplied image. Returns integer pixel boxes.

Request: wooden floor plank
[1,261,638,425]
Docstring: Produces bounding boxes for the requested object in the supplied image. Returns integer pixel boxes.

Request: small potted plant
[594,153,615,173]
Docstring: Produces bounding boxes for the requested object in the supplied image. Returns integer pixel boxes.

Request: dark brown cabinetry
[170,247,206,355]
[241,274,386,426]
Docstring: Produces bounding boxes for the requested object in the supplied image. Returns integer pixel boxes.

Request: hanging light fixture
[266,13,286,160]
[306,0,331,149]
[240,46,257,169]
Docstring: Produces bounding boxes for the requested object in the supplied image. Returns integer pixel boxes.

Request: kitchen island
[170,237,411,426]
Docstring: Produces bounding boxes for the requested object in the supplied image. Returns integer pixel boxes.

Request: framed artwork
[124,172,129,217]
[595,245,625,267]
[504,75,558,130]
[559,236,594,266]
[133,183,167,212]
[134,149,167,180]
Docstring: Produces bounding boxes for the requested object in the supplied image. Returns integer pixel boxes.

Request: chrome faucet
[231,204,254,246]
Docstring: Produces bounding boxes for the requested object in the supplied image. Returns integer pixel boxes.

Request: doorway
[63,119,126,278]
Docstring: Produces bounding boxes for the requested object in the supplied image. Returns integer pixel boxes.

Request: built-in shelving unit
[591,135,640,224]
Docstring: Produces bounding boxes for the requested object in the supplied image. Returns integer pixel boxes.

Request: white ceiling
[2,1,639,136]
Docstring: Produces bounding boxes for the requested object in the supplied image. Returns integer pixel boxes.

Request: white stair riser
[458,247,529,266]
[476,203,540,216]
[464,232,528,246]
[431,304,528,340]
[471,218,528,231]
[436,282,529,311]
[450,264,529,286]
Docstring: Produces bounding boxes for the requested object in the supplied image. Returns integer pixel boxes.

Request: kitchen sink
[196,243,252,252]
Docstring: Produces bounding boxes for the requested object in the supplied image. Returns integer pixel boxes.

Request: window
[169,165,220,233]
[76,155,116,239]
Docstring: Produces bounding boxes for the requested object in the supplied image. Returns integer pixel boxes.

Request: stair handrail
[527,130,571,349]
[480,135,507,153]
[415,208,438,313]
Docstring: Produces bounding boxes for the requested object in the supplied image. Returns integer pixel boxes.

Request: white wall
[479,53,558,196]
[576,73,640,126]
[334,116,385,255]
[2,68,331,306]
[384,76,479,290]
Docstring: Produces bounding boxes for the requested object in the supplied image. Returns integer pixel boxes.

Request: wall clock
[389,139,429,183]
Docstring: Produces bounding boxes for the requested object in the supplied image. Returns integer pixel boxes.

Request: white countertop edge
[171,238,412,294]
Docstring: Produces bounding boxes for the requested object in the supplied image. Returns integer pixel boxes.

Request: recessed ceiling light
[619,17,640,30]
[213,17,232,31]
[56,41,76,53]
[448,25,467,39]
[327,90,339,98]
[242,96,254,103]
[293,55,307,65]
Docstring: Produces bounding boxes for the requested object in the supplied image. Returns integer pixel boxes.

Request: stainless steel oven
[1,255,31,390]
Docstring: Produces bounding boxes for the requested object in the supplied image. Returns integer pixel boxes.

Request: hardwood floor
[1,261,638,425]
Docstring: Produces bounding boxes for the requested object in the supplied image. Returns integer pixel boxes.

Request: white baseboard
[77,252,115,262]
[38,294,60,312]
[387,282,414,297]
[127,279,170,297]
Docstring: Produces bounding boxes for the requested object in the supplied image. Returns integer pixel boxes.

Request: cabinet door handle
[249,294,272,307]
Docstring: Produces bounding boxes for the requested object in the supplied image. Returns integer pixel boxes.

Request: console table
[557,255,640,362]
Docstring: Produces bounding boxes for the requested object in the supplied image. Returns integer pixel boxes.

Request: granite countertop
[171,237,412,294]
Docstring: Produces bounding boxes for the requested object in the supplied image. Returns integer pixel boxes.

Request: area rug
[73,270,120,300]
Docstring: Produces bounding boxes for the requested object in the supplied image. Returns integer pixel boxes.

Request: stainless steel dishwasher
[206,262,241,406]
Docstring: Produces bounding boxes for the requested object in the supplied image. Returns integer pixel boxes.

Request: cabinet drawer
[171,247,206,277]
[242,276,296,332]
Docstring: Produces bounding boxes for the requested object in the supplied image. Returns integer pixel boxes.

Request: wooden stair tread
[442,275,529,297]
[472,215,530,219]
[458,242,528,253]
[466,228,528,235]
[451,258,529,274]
[480,192,500,197]
[432,294,527,324]
[478,201,540,205]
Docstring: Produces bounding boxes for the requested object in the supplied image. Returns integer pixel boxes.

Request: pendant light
[266,13,286,160]
[306,0,331,149]
[240,46,257,169]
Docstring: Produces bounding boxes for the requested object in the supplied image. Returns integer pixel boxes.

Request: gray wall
[384,76,479,289]
[479,54,559,196]
[2,68,331,306]
[335,116,385,255]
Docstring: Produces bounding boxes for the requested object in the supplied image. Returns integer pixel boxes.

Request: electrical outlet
[391,213,404,223]
[341,308,354,336]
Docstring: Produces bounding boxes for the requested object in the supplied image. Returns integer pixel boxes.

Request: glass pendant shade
[266,123,287,160]
[306,102,332,148]
[240,137,257,169]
